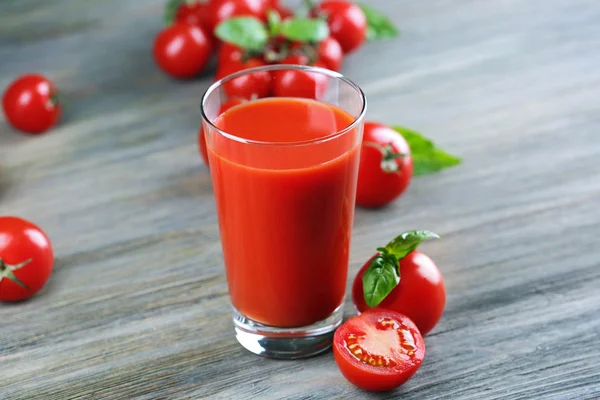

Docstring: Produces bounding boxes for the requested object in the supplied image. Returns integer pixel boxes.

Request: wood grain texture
[1,0,600,398]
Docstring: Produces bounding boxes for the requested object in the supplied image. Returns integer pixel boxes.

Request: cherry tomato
[217,42,244,68]
[352,251,446,335]
[272,58,329,99]
[207,0,269,33]
[318,36,343,71]
[198,97,246,166]
[356,122,413,208]
[274,4,294,20]
[216,58,272,99]
[0,217,54,302]
[153,23,212,79]
[2,74,61,134]
[315,0,367,54]
[333,309,425,392]
[175,1,211,30]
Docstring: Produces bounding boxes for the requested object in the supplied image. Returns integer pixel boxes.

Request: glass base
[232,304,344,359]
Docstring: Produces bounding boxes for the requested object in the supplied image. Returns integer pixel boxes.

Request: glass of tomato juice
[201,65,366,359]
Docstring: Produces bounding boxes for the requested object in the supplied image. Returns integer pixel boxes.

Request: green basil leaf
[281,18,329,43]
[164,0,185,25]
[267,9,282,36]
[384,230,440,260]
[359,3,399,40]
[393,126,462,176]
[215,17,269,51]
[362,255,400,308]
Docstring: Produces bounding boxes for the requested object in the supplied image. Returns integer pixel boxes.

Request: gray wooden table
[1,0,600,399]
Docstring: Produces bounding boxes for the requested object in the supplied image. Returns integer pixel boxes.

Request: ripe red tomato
[274,4,293,19]
[333,309,425,392]
[352,251,446,335]
[153,23,212,79]
[315,0,367,54]
[318,36,343,71]
[198,97,246,166]
[207,0,269,33]
[217,42,244,68]
[356,122,413,208]
[2,74,61,134]
[175,1,211,29]
[216,58,272,99]
[272,58,329,99]
[0,217,54,302]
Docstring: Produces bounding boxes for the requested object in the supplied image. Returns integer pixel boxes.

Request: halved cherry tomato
[272,58,328,99]
[0,217,54,302]
[2,74,61,134]
[315,0,367,54]
[198,97,246,166]
[356,122,413,208]
[333,309,425,392]
[216,58,272,99]
[207,0,269,33]
[352,251,446,335]
[153,23,212,79]
[318,36,343,71]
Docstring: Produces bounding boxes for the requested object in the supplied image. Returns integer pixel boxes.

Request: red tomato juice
[207,97,361,327]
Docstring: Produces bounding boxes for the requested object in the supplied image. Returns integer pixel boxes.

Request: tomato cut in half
[333,309,425,392]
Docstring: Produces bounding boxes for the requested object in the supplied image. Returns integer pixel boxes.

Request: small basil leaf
[267,9,281,36]
[359,3,399,40]
[164,0,185,25]
[384,230,440,260]
[215,17,269,51]
[362,255,400,308]
[393,126,462,176]
[281,18,329,43]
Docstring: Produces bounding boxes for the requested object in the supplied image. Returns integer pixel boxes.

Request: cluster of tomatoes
[153,0,368,80]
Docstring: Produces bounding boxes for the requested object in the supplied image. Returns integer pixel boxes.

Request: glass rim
[200,64,367,147]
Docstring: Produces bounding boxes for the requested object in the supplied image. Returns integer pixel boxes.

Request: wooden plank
[1,0,600,398]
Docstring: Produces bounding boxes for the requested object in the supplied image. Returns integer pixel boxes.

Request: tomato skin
[318,36,343,71]
[272,58,329,99]
[175,1,211,30]
[0,217,54,302]
[333,309,425,392]
[315,0,367,54]
[153,23,212,79]
[199,97,246,166]
[2,74,61,134]
[356,122,413,208]
[216,58,272,99]
[207,0,269,33]
[352,251,446,335]
[217,42,244,69]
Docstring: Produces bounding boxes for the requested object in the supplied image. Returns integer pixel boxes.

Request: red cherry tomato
[175,1,211,30]
[2,74,61,134]
[153,23,212,79]
[207,0,269,33]
[356,122,413,208]
[216,58,272,99]
[274,4,294,19]
[217,42,244,68]
[352,251,446,336]
[272,58,328,99]
[198,97,246,166]
[333,309,426,392]
[318,36,343,71]
[0,217,54,302]
[315,0,367,54]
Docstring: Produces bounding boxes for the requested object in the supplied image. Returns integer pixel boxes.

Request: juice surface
[208,98,361,327]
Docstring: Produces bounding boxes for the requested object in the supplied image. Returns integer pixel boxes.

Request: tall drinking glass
[201,65,366,359]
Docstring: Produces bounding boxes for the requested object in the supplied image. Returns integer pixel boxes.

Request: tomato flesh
[333,309,425,392]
